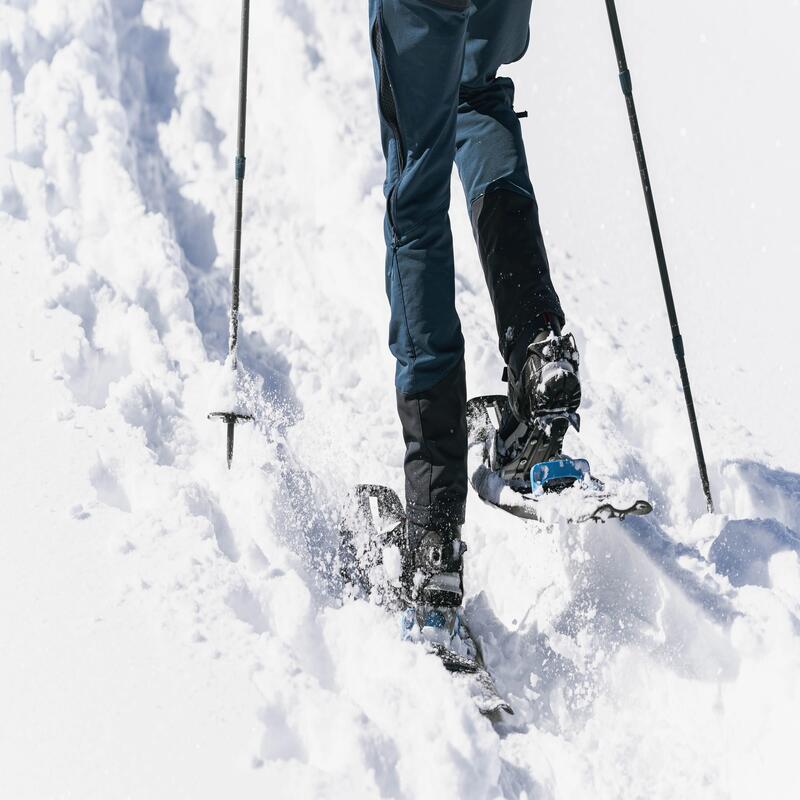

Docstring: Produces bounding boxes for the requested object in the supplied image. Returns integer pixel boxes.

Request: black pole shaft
[229,0,251,363]
[226,0,251,469]
[603,0,714,513]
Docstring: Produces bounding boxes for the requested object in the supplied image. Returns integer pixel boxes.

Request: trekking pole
[603,0,714,513]
[208,0,253,468]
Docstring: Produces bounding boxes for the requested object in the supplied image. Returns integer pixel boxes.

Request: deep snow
[1,1,799,798]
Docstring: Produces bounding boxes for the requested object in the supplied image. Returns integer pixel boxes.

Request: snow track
[1,2,799,798]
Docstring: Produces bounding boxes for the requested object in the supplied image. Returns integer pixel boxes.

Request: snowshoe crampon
[467,395,653,523]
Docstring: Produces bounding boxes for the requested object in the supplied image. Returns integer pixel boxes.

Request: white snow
[1,1,799,798]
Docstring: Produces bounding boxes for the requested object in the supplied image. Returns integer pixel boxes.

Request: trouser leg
[369,0,470,530]
[455,0,565,368]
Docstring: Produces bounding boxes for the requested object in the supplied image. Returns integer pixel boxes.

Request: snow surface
[1,1,799,798]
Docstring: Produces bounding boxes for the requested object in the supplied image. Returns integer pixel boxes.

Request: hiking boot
[507,328,581,425]
[405,522,467,608]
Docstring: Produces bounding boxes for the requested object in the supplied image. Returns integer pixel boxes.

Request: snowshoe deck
[467,395,653,523]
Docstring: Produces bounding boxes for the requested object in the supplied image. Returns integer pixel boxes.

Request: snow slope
[1,1,799,798]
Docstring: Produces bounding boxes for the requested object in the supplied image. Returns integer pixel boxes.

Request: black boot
[491,324,582,488]
[405,522,467,608]
[507,326,581,426]
[401,521,474,656]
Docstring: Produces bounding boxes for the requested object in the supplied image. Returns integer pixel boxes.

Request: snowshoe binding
[468,326,651,522]
[493,325,583,489]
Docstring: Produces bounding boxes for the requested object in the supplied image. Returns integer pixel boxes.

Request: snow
[1,1,798,798]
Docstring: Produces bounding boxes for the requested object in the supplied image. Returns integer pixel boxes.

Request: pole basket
[208,411,254,469]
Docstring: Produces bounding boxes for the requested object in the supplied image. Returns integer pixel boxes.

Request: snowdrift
[1,2,798,798]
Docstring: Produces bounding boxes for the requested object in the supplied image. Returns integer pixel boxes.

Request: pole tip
[226,421,235,469]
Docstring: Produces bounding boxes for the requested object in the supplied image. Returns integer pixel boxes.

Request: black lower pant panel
[471,187,565,363]
[396,360,467,531]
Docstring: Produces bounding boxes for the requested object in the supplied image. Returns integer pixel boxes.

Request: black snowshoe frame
[338,484,407,607]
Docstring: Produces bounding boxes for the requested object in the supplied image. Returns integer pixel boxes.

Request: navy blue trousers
[370,0,565,529]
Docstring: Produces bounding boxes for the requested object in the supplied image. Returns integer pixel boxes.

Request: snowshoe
[467,395,653,523]
[338,484,513,716]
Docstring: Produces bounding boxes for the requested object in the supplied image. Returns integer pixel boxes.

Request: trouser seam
[391,246,418,360]
[424,0,469,11]
[470,179,533,212]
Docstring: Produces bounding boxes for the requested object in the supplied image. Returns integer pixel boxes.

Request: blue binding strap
[530,458,590,493]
